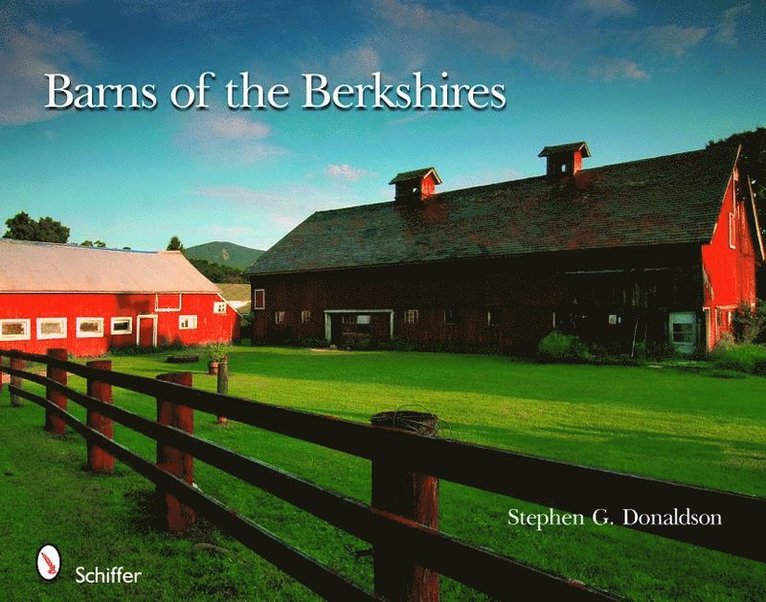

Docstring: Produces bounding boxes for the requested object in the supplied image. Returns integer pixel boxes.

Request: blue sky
[1,0,764,251]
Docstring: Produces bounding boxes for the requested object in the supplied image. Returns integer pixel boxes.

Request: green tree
[81,240,107,248]
[167,235,184,251]
[3,212,70,243]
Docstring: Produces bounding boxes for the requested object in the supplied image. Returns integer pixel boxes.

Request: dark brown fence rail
[1,348,764,601]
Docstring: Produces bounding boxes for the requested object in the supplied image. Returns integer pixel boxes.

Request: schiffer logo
[36,544,61,582]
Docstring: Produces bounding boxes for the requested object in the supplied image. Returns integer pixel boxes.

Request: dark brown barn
[247,142,764,354]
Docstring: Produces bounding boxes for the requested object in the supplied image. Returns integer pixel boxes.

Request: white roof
[0,239,220,294]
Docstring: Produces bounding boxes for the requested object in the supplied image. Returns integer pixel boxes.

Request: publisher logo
[36,544,61,581]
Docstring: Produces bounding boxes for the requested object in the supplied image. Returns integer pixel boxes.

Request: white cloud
[176,113,286,164]
[638,25,709,58]
[571,0,636,19]
[0,22,99,125]
[716,3,749,46]
[588,58,650,81]
[328,46,381,78]
[326,163,368,181]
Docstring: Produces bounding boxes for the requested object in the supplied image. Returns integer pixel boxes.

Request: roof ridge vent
[389,167,442,203]
[538,141,590,179]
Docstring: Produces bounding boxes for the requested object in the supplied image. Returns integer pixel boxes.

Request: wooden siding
[0,292,238,356]
[251,245,703,352]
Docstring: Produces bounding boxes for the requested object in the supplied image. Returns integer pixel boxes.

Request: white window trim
[76,317,104,338]
[178,315,198,330]
[213,301,227,314]
[155,293,182,313]
[301,310,311,324]
[37,317,67,340]
[275,311,285,325]
[254,289,266,310]
[0,318,31,341]
[404,309,419,325]
[111,316,133,336]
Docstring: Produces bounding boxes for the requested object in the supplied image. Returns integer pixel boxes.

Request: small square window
[76,317,104,338]
[0,319,31,341]
[213,301,227,314]
[404,309,419,325]
[111,317,133,335]
[179,315,198,330]
[301,310,311,324]
[356,315,371,325]
[274,311,285,325]
[37,318,67,340]
[254,289,265,310]
[342,314,356,325]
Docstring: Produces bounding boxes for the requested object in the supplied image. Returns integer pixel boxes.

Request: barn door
[137,314,157,347]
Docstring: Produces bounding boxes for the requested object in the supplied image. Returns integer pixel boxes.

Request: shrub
[711,343,766,375]
[537,332,589,362]
[732,301,766,343]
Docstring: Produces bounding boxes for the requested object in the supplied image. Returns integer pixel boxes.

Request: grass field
[1,346,765,601]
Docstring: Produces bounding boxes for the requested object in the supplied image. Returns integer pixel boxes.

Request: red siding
[701,169,757,348]
[0,292,238,356]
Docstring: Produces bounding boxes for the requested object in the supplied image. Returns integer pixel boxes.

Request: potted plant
[205,342,228,375]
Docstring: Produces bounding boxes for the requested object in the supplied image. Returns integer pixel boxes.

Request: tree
[167,236,184,251]
[81,240,107,248]
[3,212,70,243]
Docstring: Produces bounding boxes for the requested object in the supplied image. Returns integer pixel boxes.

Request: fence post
[10,357,24,407]
[86,360,114,473]
[370,411,440,602]
[155,372,195,533]
[216,359,228,425]
[45,348,68,433]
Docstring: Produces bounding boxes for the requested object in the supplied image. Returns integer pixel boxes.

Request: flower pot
[208,360,219,375]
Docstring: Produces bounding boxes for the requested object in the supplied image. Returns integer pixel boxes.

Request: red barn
[248,143,764,354]
[0,240,239,356]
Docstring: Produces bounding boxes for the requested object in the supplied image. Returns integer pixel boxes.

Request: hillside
[185,241,264,270]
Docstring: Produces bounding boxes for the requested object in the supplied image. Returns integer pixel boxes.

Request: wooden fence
[1,348,763,600]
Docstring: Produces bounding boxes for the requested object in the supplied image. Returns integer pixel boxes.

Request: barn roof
[248,145,740,276]
[538,141,591,158]
[389,167,443,185]
[0,240,220,294]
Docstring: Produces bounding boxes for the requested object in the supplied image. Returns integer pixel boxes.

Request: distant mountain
[185,241,264,270]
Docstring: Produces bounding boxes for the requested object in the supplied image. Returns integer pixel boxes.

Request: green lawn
[1,346,765,601]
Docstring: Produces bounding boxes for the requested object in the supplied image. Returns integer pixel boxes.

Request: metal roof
[0,240,220,294]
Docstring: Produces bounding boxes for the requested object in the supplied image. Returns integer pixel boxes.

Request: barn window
[37,318,67,340]
[178,315,198,330]
[728,212,736,249]
[76,317,104,338]
[356,315,371,325]
[0,319,31,341]
[111,317,133,335]
[672,323,694,344]
[254,289,265,310]
[444,309,456,325]
[342,314,356,325]
[301,310,311,324]
[404,309,419,325]
[274,311,285,325]
[213,301,227,314]
[487,309,502,327]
